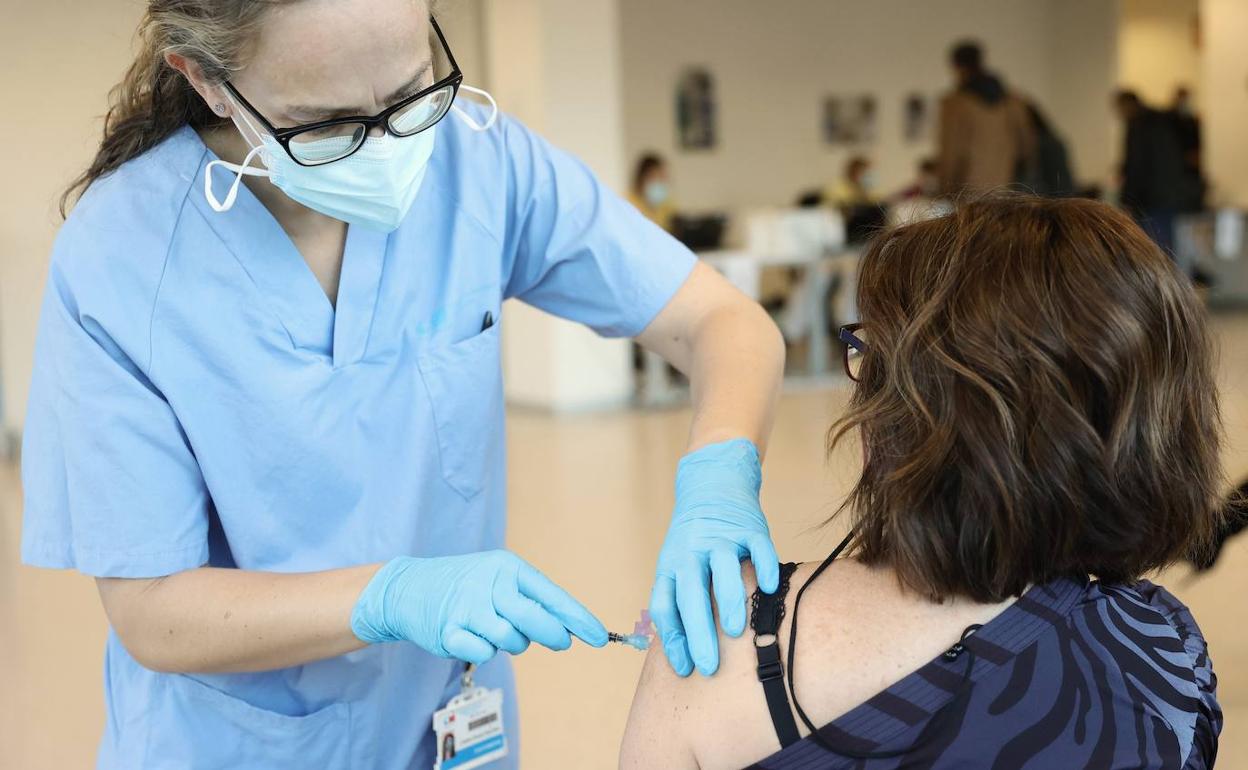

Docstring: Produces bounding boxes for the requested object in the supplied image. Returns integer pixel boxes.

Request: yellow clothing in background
[629,192,677,233]
[825,179,876,209]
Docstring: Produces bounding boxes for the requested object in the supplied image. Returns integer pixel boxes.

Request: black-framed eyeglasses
[222,18,463,167]
[839,323,867,382]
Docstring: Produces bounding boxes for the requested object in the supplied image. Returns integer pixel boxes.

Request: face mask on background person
[205,85,498,232]
[643,180,670,208]
[859,170,878,193]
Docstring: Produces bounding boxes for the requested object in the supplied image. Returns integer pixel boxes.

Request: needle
[607,631,651,651]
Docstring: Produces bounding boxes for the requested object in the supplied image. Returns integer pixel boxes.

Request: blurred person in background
[1170,87,1202,170]
[937,41,1035,197]
[1169,86,1206,214]
[826,155,878,210]
[629,152,677,233]
[828,156,886,245]
[1019,102,1074,197]
[893,157,940,201]
[1114,89,1188,256]
[622,196,1222,769]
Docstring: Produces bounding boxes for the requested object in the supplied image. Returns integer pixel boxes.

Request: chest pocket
[416,323,504,500]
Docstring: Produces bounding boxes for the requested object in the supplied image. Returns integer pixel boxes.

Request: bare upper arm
[619,639,702,769]
[620,562,787,770]
[634,260,768,373]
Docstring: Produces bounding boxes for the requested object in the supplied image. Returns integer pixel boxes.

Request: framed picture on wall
[823,94,877,145]
[903,93,931,143]
[676,67,717,150]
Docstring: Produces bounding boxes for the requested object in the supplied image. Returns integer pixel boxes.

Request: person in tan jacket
[938,41,1035,197]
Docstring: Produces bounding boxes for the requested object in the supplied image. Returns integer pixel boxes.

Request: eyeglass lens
[388,84,456,135]
[289,124,369,165]
[845,329,866,381]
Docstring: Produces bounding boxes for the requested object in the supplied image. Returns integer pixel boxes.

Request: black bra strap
[751,562,800,749]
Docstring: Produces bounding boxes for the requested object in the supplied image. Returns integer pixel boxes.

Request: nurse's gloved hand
[650,438,780,677]
[351,550,609,664]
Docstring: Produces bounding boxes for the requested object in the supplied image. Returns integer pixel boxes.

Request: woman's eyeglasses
[222,18,463,167]
[839,323,866,382]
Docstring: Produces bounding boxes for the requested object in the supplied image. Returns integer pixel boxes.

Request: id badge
[433,665,508,770]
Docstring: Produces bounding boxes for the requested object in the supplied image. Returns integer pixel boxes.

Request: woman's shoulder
[72,126,206,222]
[49,127,209,349]
[61,126,207,270]
[621,558,1014,770]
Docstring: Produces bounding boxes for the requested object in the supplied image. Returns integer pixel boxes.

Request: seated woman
[629,152,677,233]
[621,196,1222,769]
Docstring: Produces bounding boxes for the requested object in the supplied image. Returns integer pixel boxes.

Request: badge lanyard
[432,664,509,770]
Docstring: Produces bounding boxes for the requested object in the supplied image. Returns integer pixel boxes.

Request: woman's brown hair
[831,196,1223,603]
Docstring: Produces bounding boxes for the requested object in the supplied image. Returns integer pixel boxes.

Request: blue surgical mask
[643,180,669,208]
[206,85,498,232]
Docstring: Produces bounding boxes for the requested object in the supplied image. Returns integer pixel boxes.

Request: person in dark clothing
[1170,86,1206,213]
[1190,479,1248,573]
[1115,89,1188,256]
[1020,102,1074,197]
[1171,87,1202,164]
[937,42,1035,196]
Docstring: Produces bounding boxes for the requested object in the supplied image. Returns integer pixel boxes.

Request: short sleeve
[21,262,209,578]
[500,117,697,338]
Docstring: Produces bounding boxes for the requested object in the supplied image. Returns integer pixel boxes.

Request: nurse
[21,1,785,767]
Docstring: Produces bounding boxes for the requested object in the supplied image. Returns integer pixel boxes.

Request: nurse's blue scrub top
[21,103,696,769]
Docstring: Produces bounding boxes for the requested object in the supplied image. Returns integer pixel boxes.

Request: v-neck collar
[332,225,387,366]
[185,128,386,368]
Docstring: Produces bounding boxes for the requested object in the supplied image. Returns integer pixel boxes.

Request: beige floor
[3,315,1247,769]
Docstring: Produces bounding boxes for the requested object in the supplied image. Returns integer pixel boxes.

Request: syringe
[607,631,651,651]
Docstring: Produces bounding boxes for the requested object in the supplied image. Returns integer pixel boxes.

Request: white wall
[620,0,1121,214]
[1051,0,1121,187]
[0,1,146,434]
[438,0,488,90]
[484,0,638,412]
[1202,0,1248,208]
[1118,0,1201,109]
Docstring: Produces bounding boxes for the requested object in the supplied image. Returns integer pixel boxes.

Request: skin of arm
[636,261,786,457]
[619,637,703,770]
[96,564,382,674]
[620,561,1020,770]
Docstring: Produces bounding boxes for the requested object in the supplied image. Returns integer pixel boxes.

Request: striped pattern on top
[747,578,1220,770]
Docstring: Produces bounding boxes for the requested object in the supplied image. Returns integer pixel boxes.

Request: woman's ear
[164,52,231,118]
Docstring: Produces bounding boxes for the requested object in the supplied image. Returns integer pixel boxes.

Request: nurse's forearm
[96,564,383,674]
[639,262,785,456]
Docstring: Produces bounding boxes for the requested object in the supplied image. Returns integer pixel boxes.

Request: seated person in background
[629,152,677,233]
[621,196,1222,769]
[826,155,878,210]
[893,157,940,201]
[828,156,887,243]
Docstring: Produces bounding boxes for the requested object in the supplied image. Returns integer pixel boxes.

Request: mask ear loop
[204,144,272,212]
[452,84,499,131]
[204,93,275,213]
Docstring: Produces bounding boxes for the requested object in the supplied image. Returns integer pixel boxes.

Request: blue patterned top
[749,579,1220,769]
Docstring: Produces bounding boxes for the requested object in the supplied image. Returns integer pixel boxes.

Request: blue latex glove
[649,438,780,677]
[351,550,609,664]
